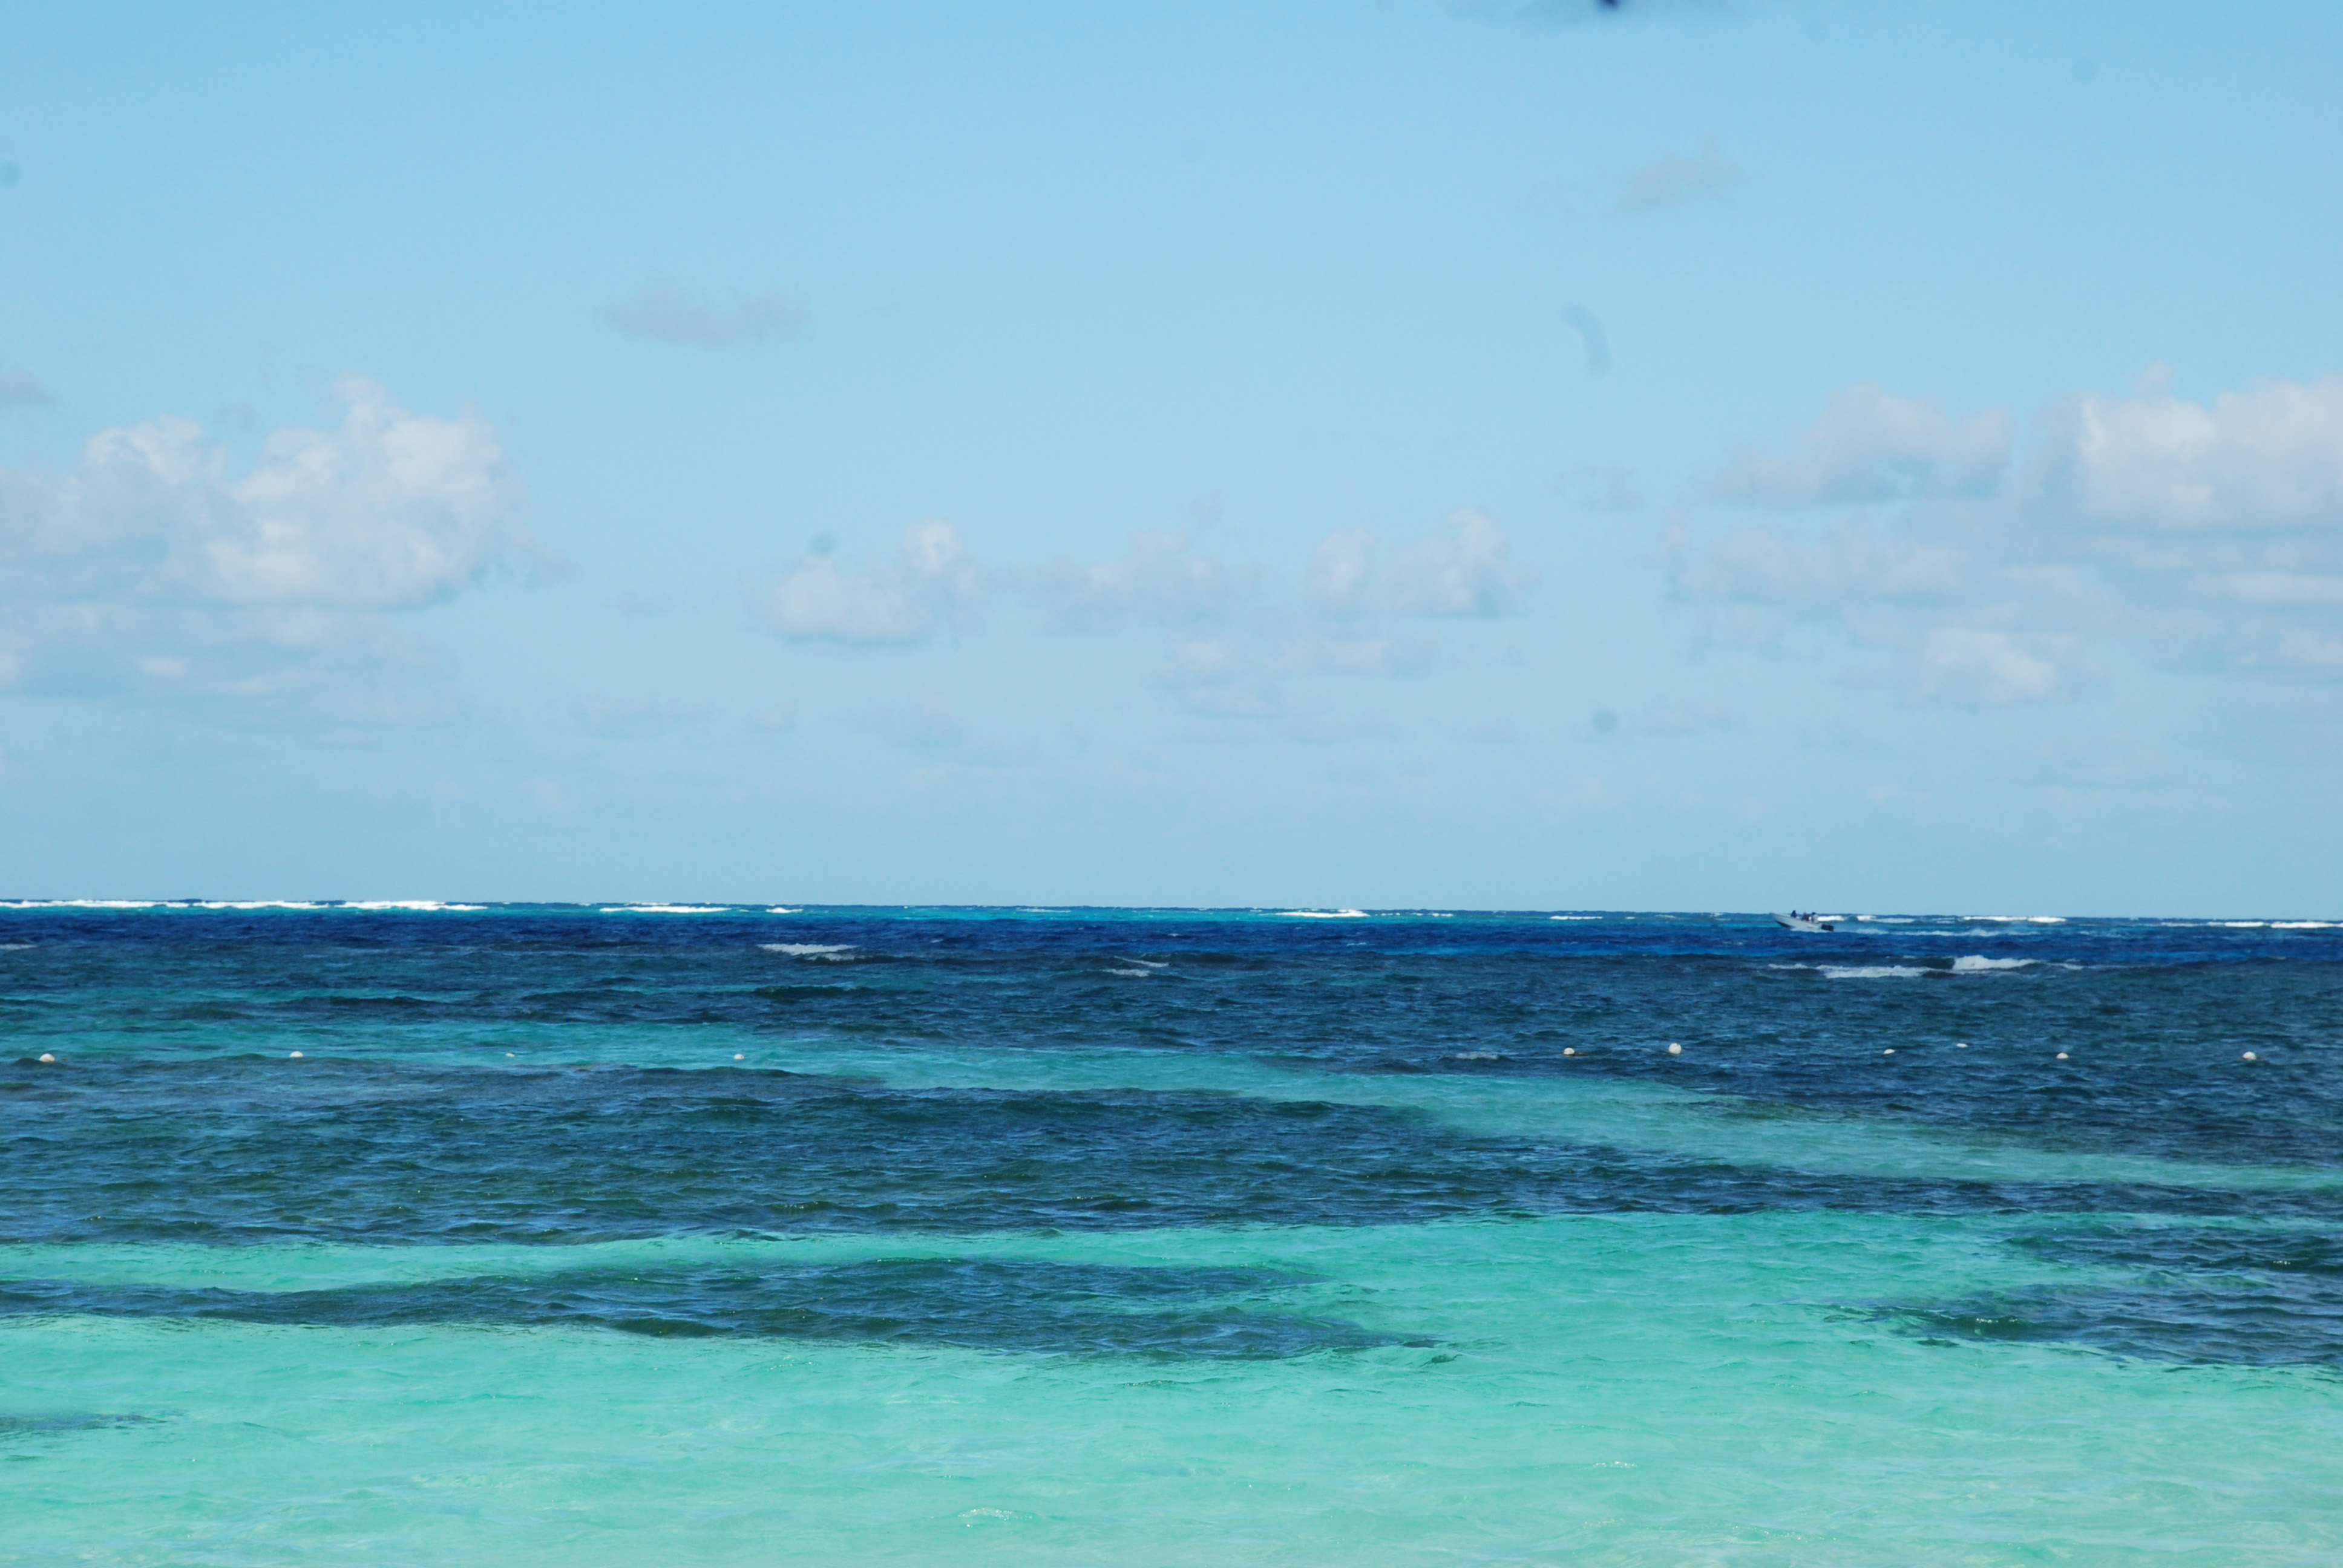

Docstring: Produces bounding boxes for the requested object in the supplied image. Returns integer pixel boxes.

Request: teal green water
[11,1214,2340,1564]
[4,906,2339,1562]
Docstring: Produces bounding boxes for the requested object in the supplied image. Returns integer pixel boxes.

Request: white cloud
[1708,384,2011,506]
[1917,629,2076,707]
[1009,511,1532,732]
[1672,371,2343,702]
[759,521,980,647]
[0,379,536,711]
[603,281,805,347]
[1618,135,1742,213]
[1309,509,1535,618]
[2033,372,2343,532]
[1023,531,1255,633]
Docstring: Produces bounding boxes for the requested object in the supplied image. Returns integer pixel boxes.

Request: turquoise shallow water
[4,906,2339,1563]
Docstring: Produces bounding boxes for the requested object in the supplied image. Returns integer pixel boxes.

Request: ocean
[4,904,2339,1564]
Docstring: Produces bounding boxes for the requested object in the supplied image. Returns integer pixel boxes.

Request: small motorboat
[1774,912,1835,933]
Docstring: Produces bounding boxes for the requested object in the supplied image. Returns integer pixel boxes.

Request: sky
[1,0,2339,913]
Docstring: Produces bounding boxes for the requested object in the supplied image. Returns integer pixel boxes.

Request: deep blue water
[4,904,2340,1563]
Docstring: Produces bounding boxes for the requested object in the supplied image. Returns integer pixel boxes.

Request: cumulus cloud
[759,521,980,647]
[603,282,805,347]
[1310,509,1535,618]
[1671,371,2343,704]
[1017,512,1529,732]
[0,378,537,712]
[1023,531,1256,634]
[1618,135,1741,213]
[1916,629,2080,707]
[1708,385,2012,506]
[0,368,51,406]
[2033,373,2343,532]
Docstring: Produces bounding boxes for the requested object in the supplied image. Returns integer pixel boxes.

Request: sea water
[2,905,2339,1564]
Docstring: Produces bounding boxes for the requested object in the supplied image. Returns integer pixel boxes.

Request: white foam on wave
[2221,921,2267,929]
[0,900,165,909]
[1951,955,2038,973]
[1550,915,1601,921]
[601,904,730,914]
[1820,965,1930,979]
[342,900,485,912]
[1104,966,1158,978]
[760,943,855,957]
[2272,921,2338,929]
[1856,916,1915,924]
[0,941,34,950]
[1965,915,2066,924]
[767,907,801,915]
[1122,958,1169,969]
[1279,909,1368,918]
[196,901,323,910]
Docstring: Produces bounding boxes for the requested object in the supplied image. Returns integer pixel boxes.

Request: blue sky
[2,0,2339,912]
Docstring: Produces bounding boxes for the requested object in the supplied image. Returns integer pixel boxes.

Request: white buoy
[289,1051,303,1059]
[733,1053,745,1060]
[1667,1042,1682,1055]
[38,1053,55,1064]
[2057,1052,2069,1060]
[507,1053,516,1058]
[1562,1047,1575,1056]
[1884,1048,1895,1055]
[2243,1051,2258,1062]
[1956,1042,1968,1049]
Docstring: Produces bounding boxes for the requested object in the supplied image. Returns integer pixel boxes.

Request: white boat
[1774,913,1835,933]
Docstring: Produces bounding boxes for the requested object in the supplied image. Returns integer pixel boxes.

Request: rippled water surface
[4,904,2339,1564]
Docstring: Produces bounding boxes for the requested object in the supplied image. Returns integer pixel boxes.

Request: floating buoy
[507,1053,516,1058]
[1884,1048,1895,1055]
[1667,1042,1682,1056]
[37,1053,55,1064]
[733,1053,745,1060]
[2056,1052,2069,1060]
[1956,1042,1968,1048]
[1562,1047,1575,1056]
[2243,1051,2258,1062]
[289,1051,303,1059]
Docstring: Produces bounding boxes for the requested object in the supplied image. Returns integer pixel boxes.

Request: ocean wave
[341,901,485,912]
[1951,956,2038,973]
[1104,967,1158,977]
[1818,964,1930,979]
[601,905,730,915]
[0,899,167,909]
[1279,909,1368,919]
[1549,915,1600,921]
[1964,915,2066,924]
[0,941,34,950]
[760,943,856,958]
[2272,921,2338,929]
[767,907,801,915]
[195,901,324,910]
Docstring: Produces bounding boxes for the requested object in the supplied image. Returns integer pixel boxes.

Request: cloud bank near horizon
[1671,373,2343,705]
